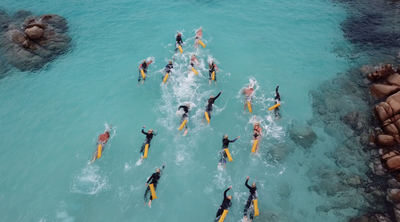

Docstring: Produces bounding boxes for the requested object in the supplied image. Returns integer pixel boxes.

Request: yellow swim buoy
[140,69,146,80]
[212,71,215,81]
[218,210,229,222]
[204,111,210,123]
[251,140,258,153]
[224,149,233,162]
[198,40,206,48]
[268,103,281,111]
[97,144,102,159]
[149,183,158,200]
[178,45,183,53]
[247,101,252,113]
[191,67,198,75]
[179,119,187,131]
[144,144,149,158]
[163,73,169,83]
[253,199,260,216]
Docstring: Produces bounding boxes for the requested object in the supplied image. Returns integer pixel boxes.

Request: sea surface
[0,0,368,221]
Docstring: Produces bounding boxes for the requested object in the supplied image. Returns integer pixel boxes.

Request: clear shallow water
[0,0,362,221]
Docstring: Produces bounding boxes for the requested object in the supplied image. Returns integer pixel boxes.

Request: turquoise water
[0,0,361,221]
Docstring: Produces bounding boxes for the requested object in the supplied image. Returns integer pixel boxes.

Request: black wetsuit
[140,128,155,155]
[144,165,165,201]
[244,179,257,219]
[274,85,281,117]
[165,63,173,73]
[215,188,232,220]
[205,92,221,119]
[138,62,148,82]
[220,137,237,163]
[178,105,189,129]
[175,35,183,51]
[209,64,217,81]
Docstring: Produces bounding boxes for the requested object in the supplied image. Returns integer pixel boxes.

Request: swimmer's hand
[229,186,232,189]
[247,176,249,180]
[237,136,240,139]
[143,126,146,128]
[145,183,148,186]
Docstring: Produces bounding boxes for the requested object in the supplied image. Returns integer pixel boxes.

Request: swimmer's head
[210,95,214,99]
[169,61,172,64]
[227,195,232,200]
[149,129,153,134]
[252,182,256,188]
[255,122,260,126]
[156,168,160,173]
[178,33,181,36]
[143,60,146,63]
[186,103,191,108]
[224,135,228,139]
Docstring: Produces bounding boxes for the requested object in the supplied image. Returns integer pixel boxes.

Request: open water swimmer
[252,117,262,153]
[138,59,153,83]
[274,85,281,119]
[177,103,190,136]
[194,27,203,48]
[219,135,239,168]
[209,60,219,85]
[243,176,258,222]
[214,186,232,222]
[144,163,166,206]
[243,84,254,114]
[175,33,183,53]
[90,125,112,163]
[139,126,156,161]
[203,91,223,123]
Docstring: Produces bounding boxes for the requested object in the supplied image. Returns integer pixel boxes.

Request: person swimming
[144,163,166,206]
[219,135,240,168]
[175,33,183,52]
[274,85,281,118]
[163,61,173,81]
[243,84,254,114]
[91,125,112,163]
[190,54,199,68]
[252,117,262,152]
[208,61,219,85]
[138,60,148,82]
[194,28,203,48]
[214,186,232,221]
[139,126,156,160]
[243,176,257,222]
[178,103,190,136]
[203,91,222,122]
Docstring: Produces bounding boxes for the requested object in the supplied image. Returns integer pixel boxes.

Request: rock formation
[0,10,71,73]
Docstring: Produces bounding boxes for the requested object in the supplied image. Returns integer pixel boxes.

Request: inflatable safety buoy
[144,144,149,158]
[149,183,157,200]
[97,144,102,159]
[205,111,210,123]
[199,40,206,48]
[218,210,229,222]
[268,103,281,111]
[224,148,233,162]
[251,140,258,153]
[191,67,198,75]
[247,101,252,113]
[253,199,260,216]
[179,119,187,131]
[140,69,146,79]
[212,71,215,81]
[163,73,169,83]
[178,45,183,54]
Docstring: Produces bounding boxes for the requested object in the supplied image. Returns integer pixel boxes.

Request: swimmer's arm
[141,128,148,135]
[245,179,251,189]
[146,173,155,184]
[214,92,222,100]
[224,187,230,198]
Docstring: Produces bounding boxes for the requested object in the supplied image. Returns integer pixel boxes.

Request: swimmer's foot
[148,200,152,206]
[183,129,188,136]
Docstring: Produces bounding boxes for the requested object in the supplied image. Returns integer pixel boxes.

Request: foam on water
[0,0,366,221]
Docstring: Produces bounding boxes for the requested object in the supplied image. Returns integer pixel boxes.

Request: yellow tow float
[198,40,206,48]
[268,103,281,111]
[218,210,229,222]
[144,144,149,158]
[178,45,183,53]
[179,119,187,131]
[247,101,252,113]
[97,144,102,159]
[149,183,157,200]
[224,149,233,161]
[251,140,258,153]
[163,73,169,83]
[205,111,210,123]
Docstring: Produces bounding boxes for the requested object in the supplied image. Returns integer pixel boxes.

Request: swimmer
[209,60,219,85]
[163,61,173,81]
[188,54,199,74]
[252,117,262,152]
[177,103,190,136]
[91,125,112,163]
[274,85,281,119]
[139,126,156,161]
[243,84,254,114]
[194,27,203,48]
[138,59,152,83]
[144,163,166,206]
[243,176,257,222]
[175,33,183,52]
[219,135,240,168]
[203,91,223,123]
[214,186,232,222]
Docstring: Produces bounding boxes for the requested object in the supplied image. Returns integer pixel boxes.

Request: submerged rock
[289,126,317,148]
[0,12,71,72]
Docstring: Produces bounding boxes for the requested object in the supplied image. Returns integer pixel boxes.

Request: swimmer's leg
[144,186,150,204]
